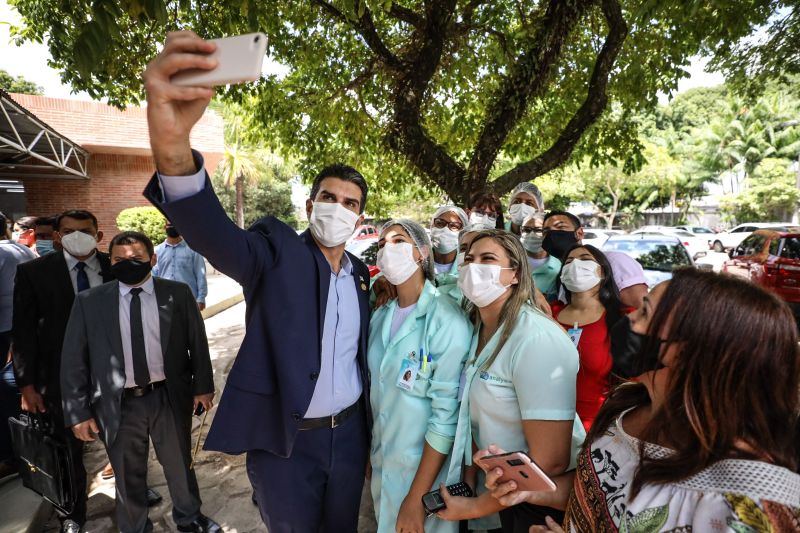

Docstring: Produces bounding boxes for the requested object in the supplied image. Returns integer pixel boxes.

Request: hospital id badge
[567,322,583,348]
[396,358,419,391]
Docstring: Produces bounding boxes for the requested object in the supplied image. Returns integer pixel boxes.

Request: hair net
[522,212,545,226]
[510,182,545,211]
[431,205,468,227]
[458,224,482,248]
[380,219,435,281]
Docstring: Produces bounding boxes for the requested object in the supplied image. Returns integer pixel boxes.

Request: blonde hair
[463,230,535,370]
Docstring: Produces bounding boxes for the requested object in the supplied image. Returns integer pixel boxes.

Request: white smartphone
[172,32,268,87]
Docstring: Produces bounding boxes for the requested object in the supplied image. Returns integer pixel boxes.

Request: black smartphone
[421,482,473,515]
[194,404,205,416]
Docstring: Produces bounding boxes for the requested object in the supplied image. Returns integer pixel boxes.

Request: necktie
[75,262,90,292]
[129,288,151,388]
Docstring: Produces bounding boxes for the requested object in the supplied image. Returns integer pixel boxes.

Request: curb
[201,292,244,320]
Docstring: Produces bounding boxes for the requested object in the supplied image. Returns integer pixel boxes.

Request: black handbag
[7,412,75,515]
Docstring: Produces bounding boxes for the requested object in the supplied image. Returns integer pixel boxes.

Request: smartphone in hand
[193,403,205,417]
[480,451,557,492]
[172,32,268,87]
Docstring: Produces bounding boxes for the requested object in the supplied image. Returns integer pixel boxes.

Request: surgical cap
[522,212,545,226]
[380,218,435,281]
[458,224,481,248]
[431,205,468,227]
[510,182,545,212]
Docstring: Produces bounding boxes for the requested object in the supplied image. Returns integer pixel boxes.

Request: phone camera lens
[254,36,260,43]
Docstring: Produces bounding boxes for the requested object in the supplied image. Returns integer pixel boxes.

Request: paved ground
[42,302,378,532]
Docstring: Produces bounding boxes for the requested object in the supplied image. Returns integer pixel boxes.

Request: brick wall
[22,153,159,239]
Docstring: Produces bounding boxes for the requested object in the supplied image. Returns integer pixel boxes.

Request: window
[732,226,747,233]
[769,238,780,256]
[780,238,800,260]
[603,240,691,271]
[734,234,766,257]
[584,232,598,240]
[693,227,713,234]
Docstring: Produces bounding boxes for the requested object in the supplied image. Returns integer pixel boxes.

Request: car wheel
[713,241,724,253]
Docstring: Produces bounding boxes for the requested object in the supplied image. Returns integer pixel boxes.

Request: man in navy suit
[141,31,372,532]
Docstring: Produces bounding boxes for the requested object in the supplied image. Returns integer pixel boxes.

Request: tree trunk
[235,171,245,228]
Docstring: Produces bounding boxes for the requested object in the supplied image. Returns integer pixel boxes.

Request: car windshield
[603,239,691,272]
[361,242,379,266]
[692,227,713,234]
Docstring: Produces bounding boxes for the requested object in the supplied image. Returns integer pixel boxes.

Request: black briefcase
[7,412,75,515]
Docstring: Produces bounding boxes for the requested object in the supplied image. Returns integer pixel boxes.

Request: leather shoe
[60,519,81,533]
[146,487,163,507]
[177,515,222,533]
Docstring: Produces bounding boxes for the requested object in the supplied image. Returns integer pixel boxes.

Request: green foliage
[211,173,298,229]
[116,206,167,244]
[0,68,43,94]
[719,158,800,223]
[7,0,785,202]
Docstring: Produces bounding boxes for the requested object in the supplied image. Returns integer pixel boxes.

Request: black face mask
[609,316,664,379]
[111,259,152,286]
[165,227,180,238]
[542,230,578,260]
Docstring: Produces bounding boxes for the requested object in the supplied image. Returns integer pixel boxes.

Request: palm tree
[216,141,263,227]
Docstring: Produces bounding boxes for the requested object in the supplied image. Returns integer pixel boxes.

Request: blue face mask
[36,239,55,256]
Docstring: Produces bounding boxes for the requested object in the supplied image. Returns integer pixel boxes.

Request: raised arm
[142,31,275,283]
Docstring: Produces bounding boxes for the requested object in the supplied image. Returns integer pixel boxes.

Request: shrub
[116,206,167,245]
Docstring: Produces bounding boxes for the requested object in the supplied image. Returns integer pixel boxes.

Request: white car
[674,225,716,237]
[582,229,621,249]
[632,227,707,260]
[709,223,795,252]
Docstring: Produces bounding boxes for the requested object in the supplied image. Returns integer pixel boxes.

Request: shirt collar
[119,275,155,296]
[339,252,353,276]
[164,239,186,248]
[64,250,101,272]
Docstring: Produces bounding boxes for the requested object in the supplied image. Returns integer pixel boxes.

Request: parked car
[602,233,697,287]
[722,229,800,323]
[583,229,621,249]
[632,227,708,260]
[345,239,380,277]
[348,224,379,243]
[709,222,794,252]
[674,225,716,237]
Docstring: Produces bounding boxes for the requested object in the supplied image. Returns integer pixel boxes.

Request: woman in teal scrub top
[437,230,584,532]
[368,219,472,533]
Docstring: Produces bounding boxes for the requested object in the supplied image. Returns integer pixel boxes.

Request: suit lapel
[102,282,125,373]
[300,231,330,345]
[154,278,173,357]
[53,252,76,306]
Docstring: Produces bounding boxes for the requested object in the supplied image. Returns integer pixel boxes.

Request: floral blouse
[565,409,800,532]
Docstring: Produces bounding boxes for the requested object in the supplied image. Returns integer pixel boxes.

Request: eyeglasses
[521,227,544,236]
[433,218,464,231]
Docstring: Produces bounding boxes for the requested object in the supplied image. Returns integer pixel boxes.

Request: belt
[124,380,166,398]
[298,401,359,430]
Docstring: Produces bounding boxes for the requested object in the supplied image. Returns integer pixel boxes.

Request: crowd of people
[2,30,799,533]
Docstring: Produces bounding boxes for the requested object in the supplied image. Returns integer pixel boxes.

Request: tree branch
[388,3,424,29]
[467,0,597,185]
[312,0,403,69]
[489,0,628,194]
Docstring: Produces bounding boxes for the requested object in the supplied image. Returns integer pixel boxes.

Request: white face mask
[521,233,544,254]
[508,203,536,226]
[561,259,602,293]
[376,242,421,285]
[11,231,19,241]
[458,263,514,308]
[430,227,459,254]
[309,202,360,248]
[469,213,496,230]
[60,231,98,257]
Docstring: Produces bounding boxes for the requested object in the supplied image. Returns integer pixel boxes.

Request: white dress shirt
[118,276,166,388]
[64,250,104,293]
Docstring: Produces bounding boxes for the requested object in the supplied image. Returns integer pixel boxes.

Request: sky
[1,0,725,104]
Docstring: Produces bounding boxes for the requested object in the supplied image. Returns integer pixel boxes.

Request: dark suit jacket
[12,250,113,397]
[144,172,372,457]
[60,278,214,446]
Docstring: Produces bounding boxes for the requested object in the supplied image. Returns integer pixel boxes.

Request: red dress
[551,302,633,432]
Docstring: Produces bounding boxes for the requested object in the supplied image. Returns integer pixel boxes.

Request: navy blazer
[144,174,372,457]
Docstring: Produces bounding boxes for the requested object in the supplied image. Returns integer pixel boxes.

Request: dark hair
[34,216,57,228]
[57,210,98,231]
[468,191,505,229]
[559,244,624,331]
[15,216,38,230]
[544,210,581,230]
[109,231,154,257]
[309,164,369,214]
[586,269,799,495]
[0,211,7,228]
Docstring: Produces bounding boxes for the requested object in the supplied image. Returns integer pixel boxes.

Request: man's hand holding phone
[144,31,217,176]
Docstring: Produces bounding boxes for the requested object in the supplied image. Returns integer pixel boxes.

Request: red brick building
[0,91,223,237]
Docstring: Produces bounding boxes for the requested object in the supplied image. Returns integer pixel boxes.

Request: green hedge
[116,206,167,246]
